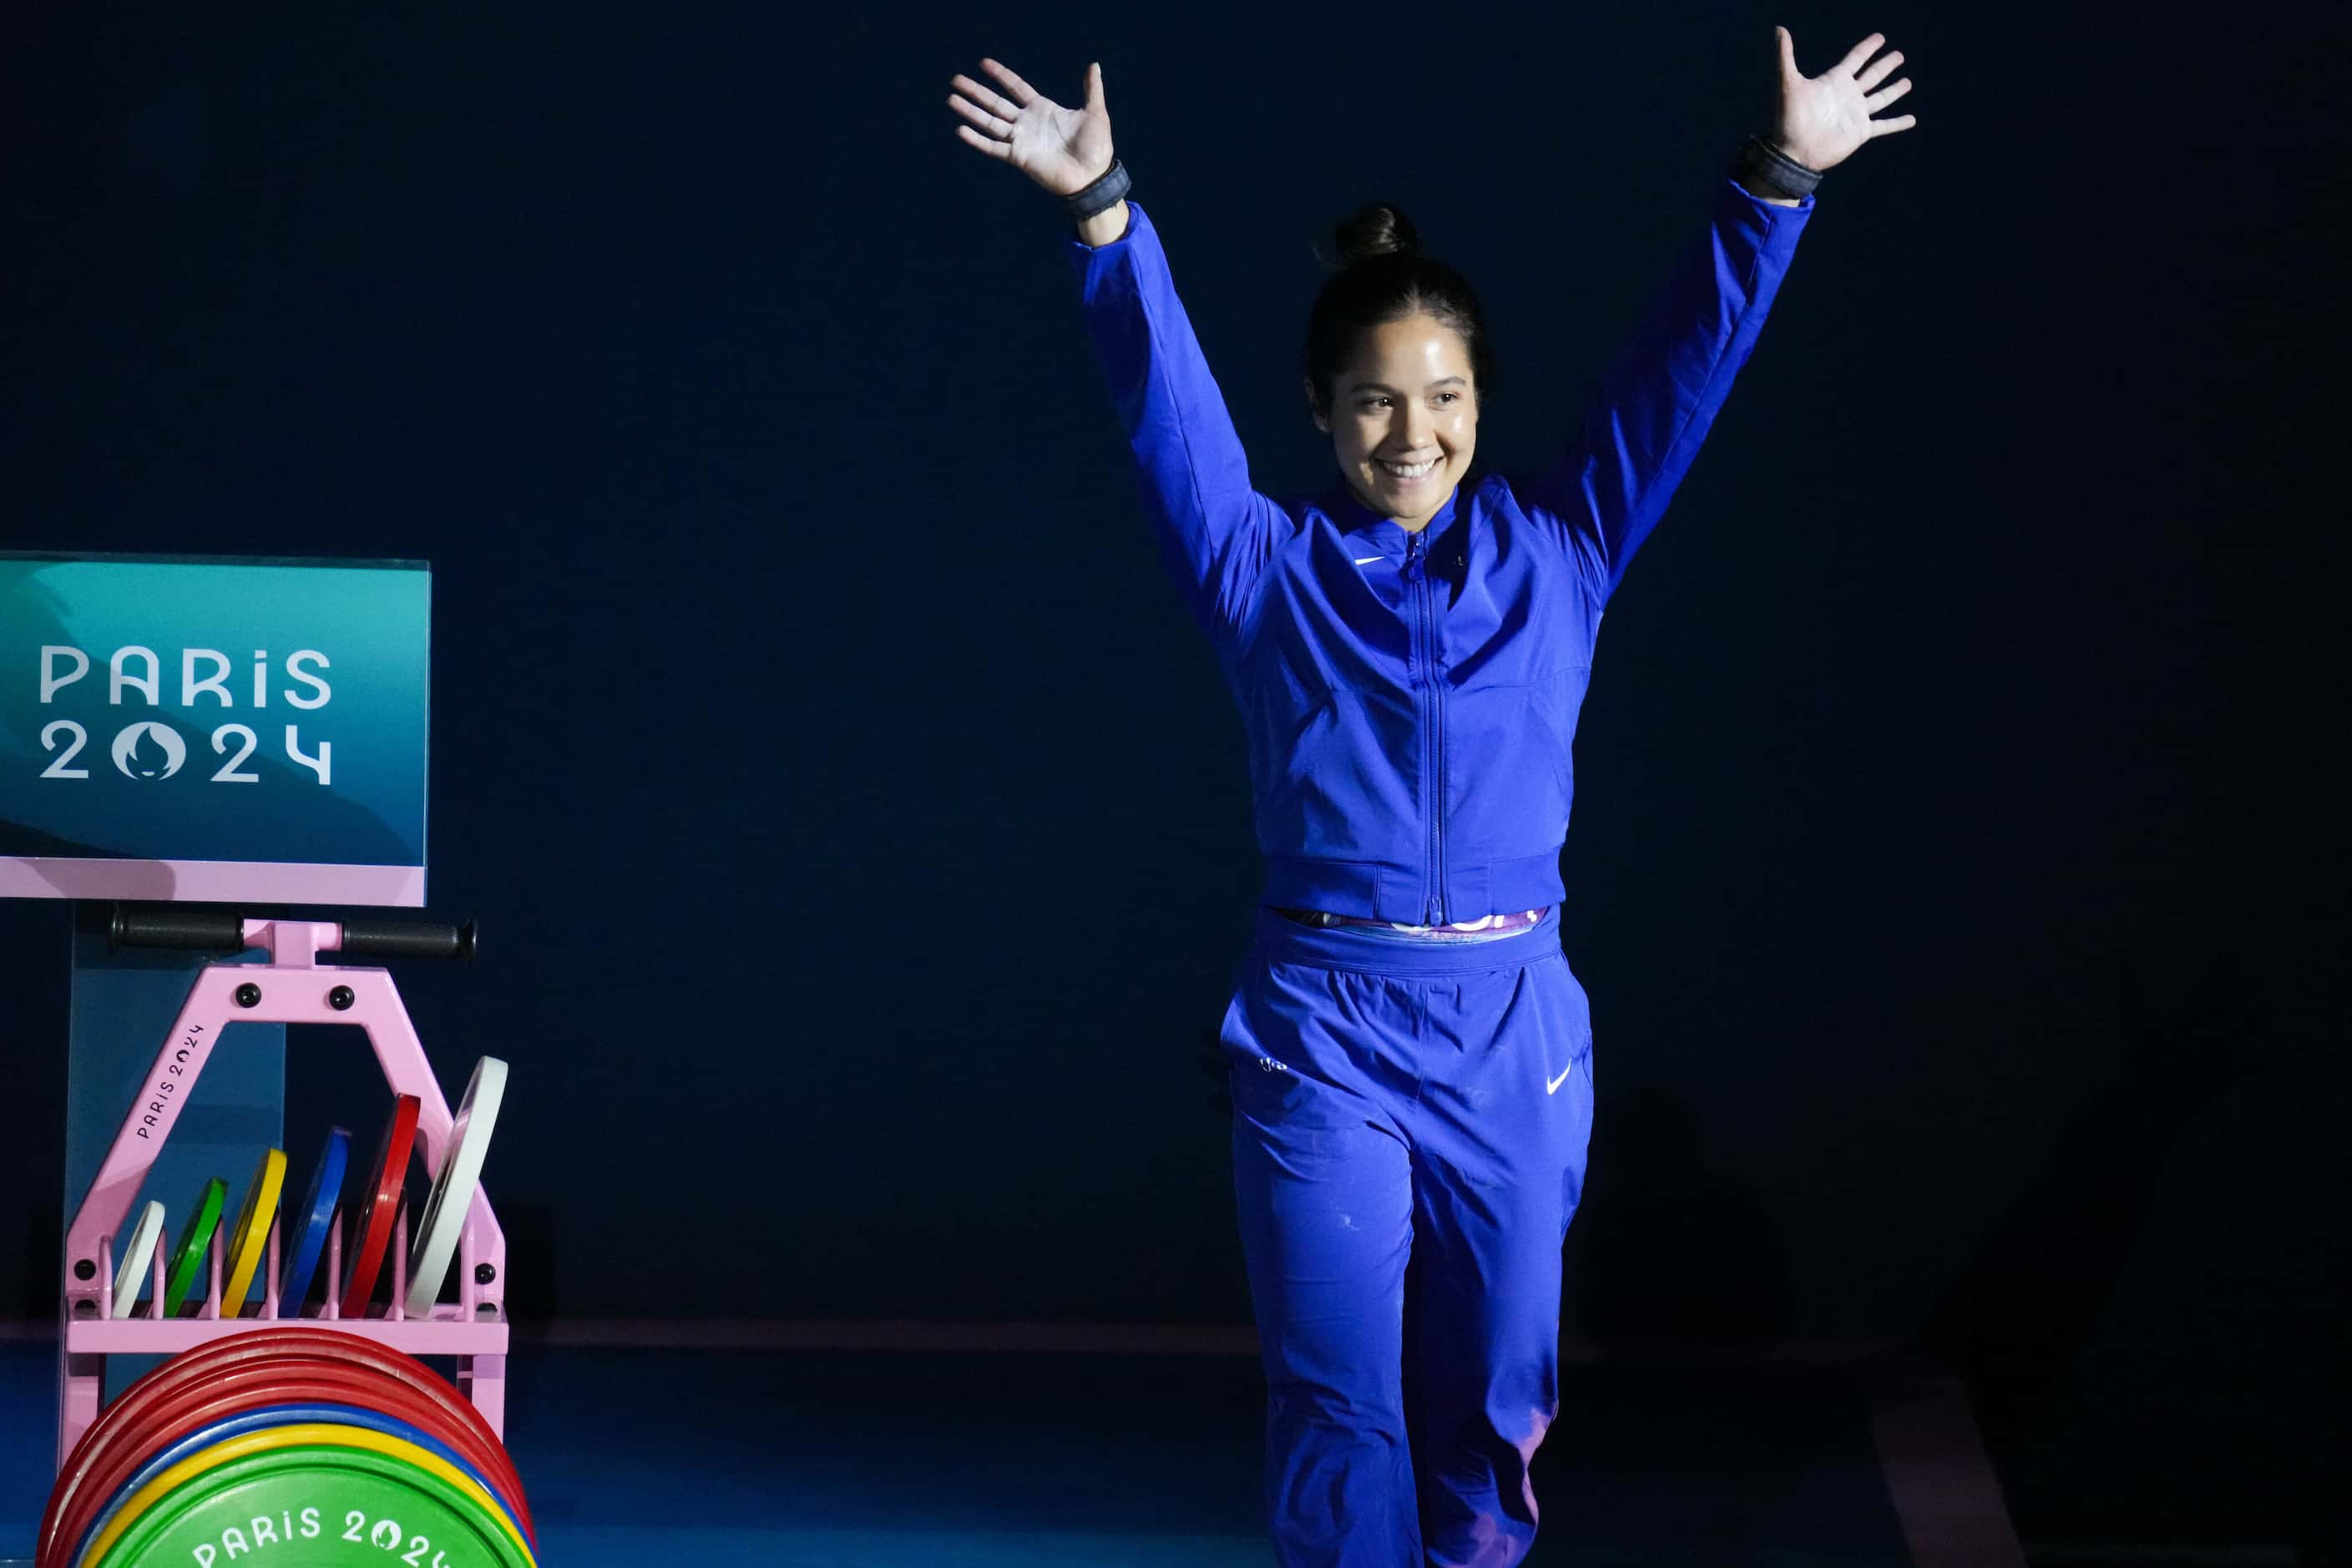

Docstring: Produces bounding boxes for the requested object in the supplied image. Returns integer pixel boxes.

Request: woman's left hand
[1769,27,1917,171]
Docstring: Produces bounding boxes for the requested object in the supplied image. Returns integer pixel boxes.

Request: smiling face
[1309,311,1479,531]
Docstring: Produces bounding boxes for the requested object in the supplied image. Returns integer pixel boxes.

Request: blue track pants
[1221,906,1597,1568]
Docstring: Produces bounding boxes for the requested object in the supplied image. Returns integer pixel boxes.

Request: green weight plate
[86,1424,533,1568]
[161,1178,228,1318]
[89,1442,533,1568]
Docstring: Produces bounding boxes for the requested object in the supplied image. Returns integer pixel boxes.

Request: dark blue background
[3,0,2341,1554]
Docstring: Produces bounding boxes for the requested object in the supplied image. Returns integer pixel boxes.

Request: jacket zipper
[1408,529,1445,925]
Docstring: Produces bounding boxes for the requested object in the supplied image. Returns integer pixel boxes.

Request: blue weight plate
[277,1125,352,1313]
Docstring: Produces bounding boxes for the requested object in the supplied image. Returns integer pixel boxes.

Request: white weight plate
[403,1055,508,1317]
[111,1200,166,1319]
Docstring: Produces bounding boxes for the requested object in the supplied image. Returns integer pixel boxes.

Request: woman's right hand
[947,58,1114,198]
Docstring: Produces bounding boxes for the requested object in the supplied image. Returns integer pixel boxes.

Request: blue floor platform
[3,1334,1961,1565]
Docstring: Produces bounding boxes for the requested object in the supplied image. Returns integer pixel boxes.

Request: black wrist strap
[1066,159,1131,221]
[1729,134,1821,200]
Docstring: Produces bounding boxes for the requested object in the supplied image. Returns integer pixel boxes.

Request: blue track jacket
[1070,179,1813,926]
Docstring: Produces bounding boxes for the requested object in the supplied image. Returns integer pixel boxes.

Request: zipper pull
[1403,531,1424,584]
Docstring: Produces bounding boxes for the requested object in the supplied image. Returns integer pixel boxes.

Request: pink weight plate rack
[57,907,505,1467]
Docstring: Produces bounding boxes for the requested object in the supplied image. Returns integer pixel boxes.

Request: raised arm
[1521,26,1916,604]
[949,58,1281,642]
[1518,176,1813,604]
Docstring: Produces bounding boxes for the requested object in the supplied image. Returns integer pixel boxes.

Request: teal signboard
[0,553,429,906]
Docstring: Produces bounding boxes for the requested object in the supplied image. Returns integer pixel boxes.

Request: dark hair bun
[1331,203,1419,267]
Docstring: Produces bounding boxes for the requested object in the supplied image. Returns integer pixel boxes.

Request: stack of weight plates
[38,1327,534,1568]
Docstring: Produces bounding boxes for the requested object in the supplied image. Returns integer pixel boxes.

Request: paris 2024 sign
[0,553,429,907]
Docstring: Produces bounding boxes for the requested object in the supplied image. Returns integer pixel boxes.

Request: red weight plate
[43,1354,362,1561]
[43,1331,528,1560]
[44,1355,503,1568]
[44,1366,373,1567]
[340,1093,422,1318]
[43,1363,534,1565]
[170,1344,531,1532]
[48,1355,534,1568]
[53,1335,491,1498]
[47,1370,530,1564]
[139,1328,518,1467]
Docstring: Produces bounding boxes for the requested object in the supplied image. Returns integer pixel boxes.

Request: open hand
[948,58,1115,198]
[1770,28,1917,171]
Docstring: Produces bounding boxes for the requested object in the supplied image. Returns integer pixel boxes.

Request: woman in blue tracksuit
[949,33,1915,1567]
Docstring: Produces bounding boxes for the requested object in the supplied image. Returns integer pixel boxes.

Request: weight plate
[43,1330,529,1563]
[339,1095,421,1318]
[88,1440,533,1568]
[278,1126,352,1314]
[68,1402,518,1568]
[109,1201,164,1321]
[161,1178,227,1318]
[219,1148,288,1314]
[404,1057,507,1317]
[83,1424,533,1568]
[43,1365,532,1567]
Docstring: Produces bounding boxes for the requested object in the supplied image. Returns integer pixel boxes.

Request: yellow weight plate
[220,1147,288,1313]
